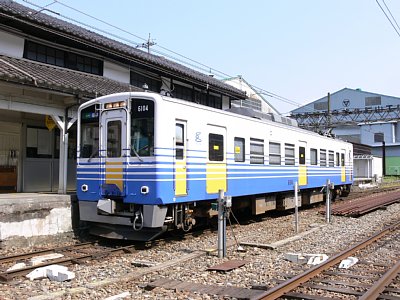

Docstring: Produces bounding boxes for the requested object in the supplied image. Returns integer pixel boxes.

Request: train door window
[328,150,334,167]
[299,146,306,165]
[209,133,224,161]
[320,149,327,167]
[336,152,340,166]
[310,148,317,165]
[175,124,184,160]
[285,143,295,165]
[250,138,264,164]
[234,137,245,162]
[107,121,121,157]
[341,153,345,166]
[269,142,281,165]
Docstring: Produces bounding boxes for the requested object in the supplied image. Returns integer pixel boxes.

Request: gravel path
[0,192,399,300]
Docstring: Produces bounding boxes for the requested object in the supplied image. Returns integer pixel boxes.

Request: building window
[320,149,327,167]
[314,101,328,110]
[26,127,53,158]
[250,138,264,164]
[24,40,103,75]
[328,150,334,167]
[285,143,295,165]
[209,133,224,161]
[234,137,245,162]
[365,96,381,106]
[374,132,384,143]
[269,142,281,165]
[130,71,161,92]
[310,148,317,165]
[174,84,193,101]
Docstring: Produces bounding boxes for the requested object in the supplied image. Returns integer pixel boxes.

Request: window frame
[234,137,245,162]
[269,142,281,165]
[250,138,264,165]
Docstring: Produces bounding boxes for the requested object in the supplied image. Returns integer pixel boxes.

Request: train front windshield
[80,105,99,159]
[131,99,154,157]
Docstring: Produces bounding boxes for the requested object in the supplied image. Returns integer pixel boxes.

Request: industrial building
[291,87,400,176]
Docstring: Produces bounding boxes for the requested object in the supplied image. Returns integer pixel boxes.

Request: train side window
[336,152,340,166]
[310,148,317,165]
[107,120,121,157]
[234,137,245,162]
[341,153,345,166]
[285,143,295,165]
[320,149,327,167]
[175,124,184,160]
[250,138,264,164]
[299,146,306,165]
[328,150,334,167]
[209,133,224,161]
[269,142,281,165]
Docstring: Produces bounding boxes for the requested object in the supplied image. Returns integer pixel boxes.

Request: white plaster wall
[0,207,72,240]
[0,30,24,58]
[103,61,130,84]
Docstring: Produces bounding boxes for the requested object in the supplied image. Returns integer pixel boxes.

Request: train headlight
[81,184,88,192]
[105,101,127,109]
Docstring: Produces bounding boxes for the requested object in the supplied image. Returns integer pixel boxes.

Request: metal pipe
[294,181,299,233]
[326,179,331,223]
[218,189,226,258]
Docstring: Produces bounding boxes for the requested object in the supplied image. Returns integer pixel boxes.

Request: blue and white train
[77,92,353,240]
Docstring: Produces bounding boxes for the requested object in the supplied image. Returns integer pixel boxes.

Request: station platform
[0,193,79,243]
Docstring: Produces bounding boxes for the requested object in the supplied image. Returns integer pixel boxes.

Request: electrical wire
[376,0,400,37]
[19,0,309,112]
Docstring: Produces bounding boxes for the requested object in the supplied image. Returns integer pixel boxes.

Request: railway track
[0,241,138,282]
[253,219,400,299]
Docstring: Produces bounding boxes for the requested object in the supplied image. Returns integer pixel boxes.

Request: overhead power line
[376,0,400,38]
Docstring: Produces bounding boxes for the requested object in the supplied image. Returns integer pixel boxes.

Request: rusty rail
[331,189,400,216]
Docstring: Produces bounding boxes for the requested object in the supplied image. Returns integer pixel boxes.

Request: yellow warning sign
[45,115,56,131]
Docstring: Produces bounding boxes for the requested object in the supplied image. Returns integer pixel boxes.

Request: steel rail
[0,242,94,264]
[253,220,400,300]
[359,259,400,300]
[0,244,136,282]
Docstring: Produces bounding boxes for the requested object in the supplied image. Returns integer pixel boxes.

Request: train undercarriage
[79,184,351,241]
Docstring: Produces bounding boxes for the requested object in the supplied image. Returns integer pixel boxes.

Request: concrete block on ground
[284,252,307,264]
[305,254,329,265]
[7,262,26,271]
[26,267,49,281]
[339,256,358,269]
[46,265,75,282]
[30,253,64,266]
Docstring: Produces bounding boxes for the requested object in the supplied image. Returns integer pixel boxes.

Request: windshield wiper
[131,147,144,162]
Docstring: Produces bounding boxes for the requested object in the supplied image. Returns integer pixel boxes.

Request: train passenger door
[175,121,187,196]
[101,109,127,196]
[341,150,346,182]
[298,141,307,186]
[206,125,227,194]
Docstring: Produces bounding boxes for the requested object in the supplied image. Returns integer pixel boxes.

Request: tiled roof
[0,0,245,98]
[0,55,141,97]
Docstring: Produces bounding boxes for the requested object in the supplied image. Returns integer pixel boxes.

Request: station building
[291,88,400,176]
[0,0,246,194]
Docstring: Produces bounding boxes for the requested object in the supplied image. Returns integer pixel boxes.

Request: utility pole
[136,33,156,54]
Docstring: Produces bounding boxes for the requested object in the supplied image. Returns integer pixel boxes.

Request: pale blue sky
[16,0,400,114]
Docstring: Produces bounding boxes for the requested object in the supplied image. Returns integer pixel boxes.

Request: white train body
[77,92,353,240]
